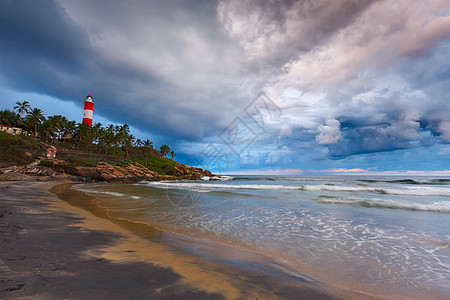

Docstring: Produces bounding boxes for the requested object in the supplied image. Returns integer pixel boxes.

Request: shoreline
[54,183,317,284]
[0,181,365,299]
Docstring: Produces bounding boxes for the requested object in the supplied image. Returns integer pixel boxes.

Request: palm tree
[111,125,122,156]
[159,144,171,157]
[102,124,116,155]
[62,120,76,147]
[114,124,134,157]
[47,115,66,140]
[143,139,153,166]
[14,101,30,116]
[0,110,20,127]
[27,108,45,138]
[40,119,57,143]
[75,122,93,152]
[135,138,142,148]
[91,123,103,153]
[62,120,76,138]
[170,150,176,159]
[143,139,153,150]
[118,124,130,146]
[123,134,135,159]
[0,110,8,126]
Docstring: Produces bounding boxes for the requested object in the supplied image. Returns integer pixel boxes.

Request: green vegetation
[0,131,42,149]
[66,156,98,167]
[1,101,181,174]
[134,156,178,175]
[38,159,54,167]
[0,131,43,167]
[0,145,34,167]
[37,155,181,176]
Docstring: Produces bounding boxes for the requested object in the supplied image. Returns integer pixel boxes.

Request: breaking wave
[316,195,450,212]
[359,178,450,185]
[142,181,450,197]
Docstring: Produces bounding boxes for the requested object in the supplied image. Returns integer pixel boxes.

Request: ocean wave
[201,175,234,181]
[142,181,450,197]
[230,176,277,181]
[316,195,450,212]
[228,176,322,182]
[74,186,141,199]
[305,185,450,197]
[143,181,303,192]
[359,178,450,185]
[75,187,125,197]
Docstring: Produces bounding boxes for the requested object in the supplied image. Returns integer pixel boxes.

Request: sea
[75,175,450,299]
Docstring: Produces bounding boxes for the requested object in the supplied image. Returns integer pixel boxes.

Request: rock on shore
[0,160,218,183]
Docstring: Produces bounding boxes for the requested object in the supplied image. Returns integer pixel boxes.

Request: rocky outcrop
[171,164,214,180]
[85,161,160,182]
[0,160,219,183]
[0,164,76,181]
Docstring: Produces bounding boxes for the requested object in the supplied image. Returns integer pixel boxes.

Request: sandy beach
[0,181,350,299]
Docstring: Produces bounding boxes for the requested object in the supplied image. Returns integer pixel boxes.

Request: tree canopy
[1,101,175,162]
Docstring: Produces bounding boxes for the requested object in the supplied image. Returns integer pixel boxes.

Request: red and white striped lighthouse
[82,95,94,126]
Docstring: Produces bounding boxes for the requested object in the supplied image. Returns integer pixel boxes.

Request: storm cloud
[1,0,449,172]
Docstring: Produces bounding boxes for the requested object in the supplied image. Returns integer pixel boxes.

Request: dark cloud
[1,0,449,171]
[329,126,414,157]
[0,0,240,142]
[217,0,378,69]
[0,0,93,95]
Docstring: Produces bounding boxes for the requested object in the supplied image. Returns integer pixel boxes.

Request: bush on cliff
[133,156,178,175]
[38,159,54,167]
[0,131,42,149]
[0,145,34,167]
[66,156,98,167]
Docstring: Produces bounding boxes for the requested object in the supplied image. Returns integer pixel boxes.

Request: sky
[1,0,450,175]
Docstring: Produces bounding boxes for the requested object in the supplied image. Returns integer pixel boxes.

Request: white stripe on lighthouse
[83,110,93,119]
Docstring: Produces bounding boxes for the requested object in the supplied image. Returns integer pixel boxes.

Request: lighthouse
[82,95,94,126]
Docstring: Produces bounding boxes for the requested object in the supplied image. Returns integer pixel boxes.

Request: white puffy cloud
[437,121,450,143]
[316,119,342,145]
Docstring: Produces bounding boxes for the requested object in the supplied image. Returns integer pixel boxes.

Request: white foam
[144,181,303,192]
[142,181,450,197]
[218,175,234,181]
[83,178,450,299]
[387,186,450,197]
[306,185,450,197]
[317,196,450,212]
[202,176,234,181]
[75,187,125,197]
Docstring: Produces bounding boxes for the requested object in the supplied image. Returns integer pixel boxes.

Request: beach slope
[0,182,345,299]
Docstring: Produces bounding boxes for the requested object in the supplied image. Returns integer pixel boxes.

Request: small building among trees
[46,147,57,159]
[0,125,31,136]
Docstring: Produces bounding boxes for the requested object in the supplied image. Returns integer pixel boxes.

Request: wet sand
[0,181,356,299]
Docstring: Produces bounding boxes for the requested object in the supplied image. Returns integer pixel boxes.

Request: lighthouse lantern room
[82,95,94,126]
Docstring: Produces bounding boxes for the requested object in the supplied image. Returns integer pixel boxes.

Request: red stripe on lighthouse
[82,95,94,126]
